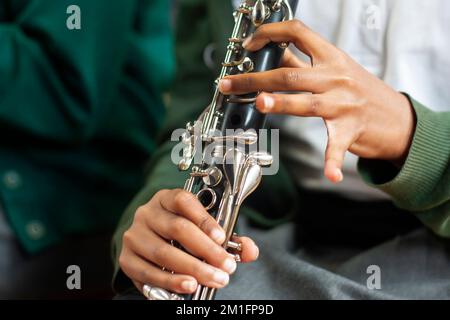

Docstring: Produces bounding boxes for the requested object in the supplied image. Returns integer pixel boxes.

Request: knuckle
[122,230,134,246]
[190,261,205,278]
[275,95,288,113]
[205,250,225,266]
[152,244,169,262]
[353,122,366,141]
[155,189,170,199]
[241,75,254,91]
[339,100,357,114]
[164,275,175,290]
[355,97,368,111]
[171,217,191,235]
[336,75,357,89]
[281,69,301,87]
[333,50,351,66]
[309,95,322,116]
[210,243,226,259]
[255,23,268,36]
[173,190,194,208]
[134,206,148,221]
[198,215,213,232]
[291,19,305,33]
[140,268,152,283]
[334,96,363,119]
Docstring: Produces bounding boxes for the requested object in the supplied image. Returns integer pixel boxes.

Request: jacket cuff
[358,95,450,211]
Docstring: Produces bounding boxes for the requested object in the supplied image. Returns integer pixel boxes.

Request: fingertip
[219,79,232,93]
[210,228,226,245]
[180,277,198,294]
[244,244,259,263]
[239,237,260,263]
[256,93,275,113]
[325,164,344,184]
[212,269,230,287]
[222,257,237,274]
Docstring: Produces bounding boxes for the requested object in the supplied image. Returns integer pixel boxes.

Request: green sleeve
[0,1,135,143]
[358,96,450,238]
[111,0,217,292]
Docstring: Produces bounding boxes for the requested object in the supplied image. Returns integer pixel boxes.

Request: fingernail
[336,169,344,183]
[219,79,232,93]
[181,280,197,292]
[213,270,229,286]
[222,258,237,274]
[262,95,275,111]
[210,228,225,243]
[242,34,253,49]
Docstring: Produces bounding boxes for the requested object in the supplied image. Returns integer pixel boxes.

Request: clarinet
[144,0,298,301]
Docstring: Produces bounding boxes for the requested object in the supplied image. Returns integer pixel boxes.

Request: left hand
[219,20,416,183]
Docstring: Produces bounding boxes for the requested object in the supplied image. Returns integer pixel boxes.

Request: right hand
[219,20,416,182]
[119,189,260,295]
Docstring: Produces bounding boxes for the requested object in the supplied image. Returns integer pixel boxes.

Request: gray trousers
[116,215,450,301]
[216,218,450,300]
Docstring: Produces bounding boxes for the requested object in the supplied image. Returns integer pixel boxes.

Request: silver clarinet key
[143,285,184,301]
[252,0,268,27]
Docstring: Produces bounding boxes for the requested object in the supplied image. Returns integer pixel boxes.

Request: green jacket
[0,0,174,254]
[112,0,450,291]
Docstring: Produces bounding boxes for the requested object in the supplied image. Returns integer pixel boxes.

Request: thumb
[232,236,259,263]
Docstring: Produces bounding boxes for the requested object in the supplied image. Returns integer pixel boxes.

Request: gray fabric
[216,218,450,300]
[0,203,115,299]
[0,231,115,299]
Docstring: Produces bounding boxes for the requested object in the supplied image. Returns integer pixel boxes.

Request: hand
[219,20,416,183]
[119,189,259,295]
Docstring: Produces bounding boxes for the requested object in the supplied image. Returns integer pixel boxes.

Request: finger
[232,236,259,263]
[120,249,198,294]
[159,189,226,244]
[324,133,353,184]
[281,48,311,68]
[219,68,329,95]
[148,208,237,274]
[243,20,334,61]
[255,92,332,118]
[126,229,230,289]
